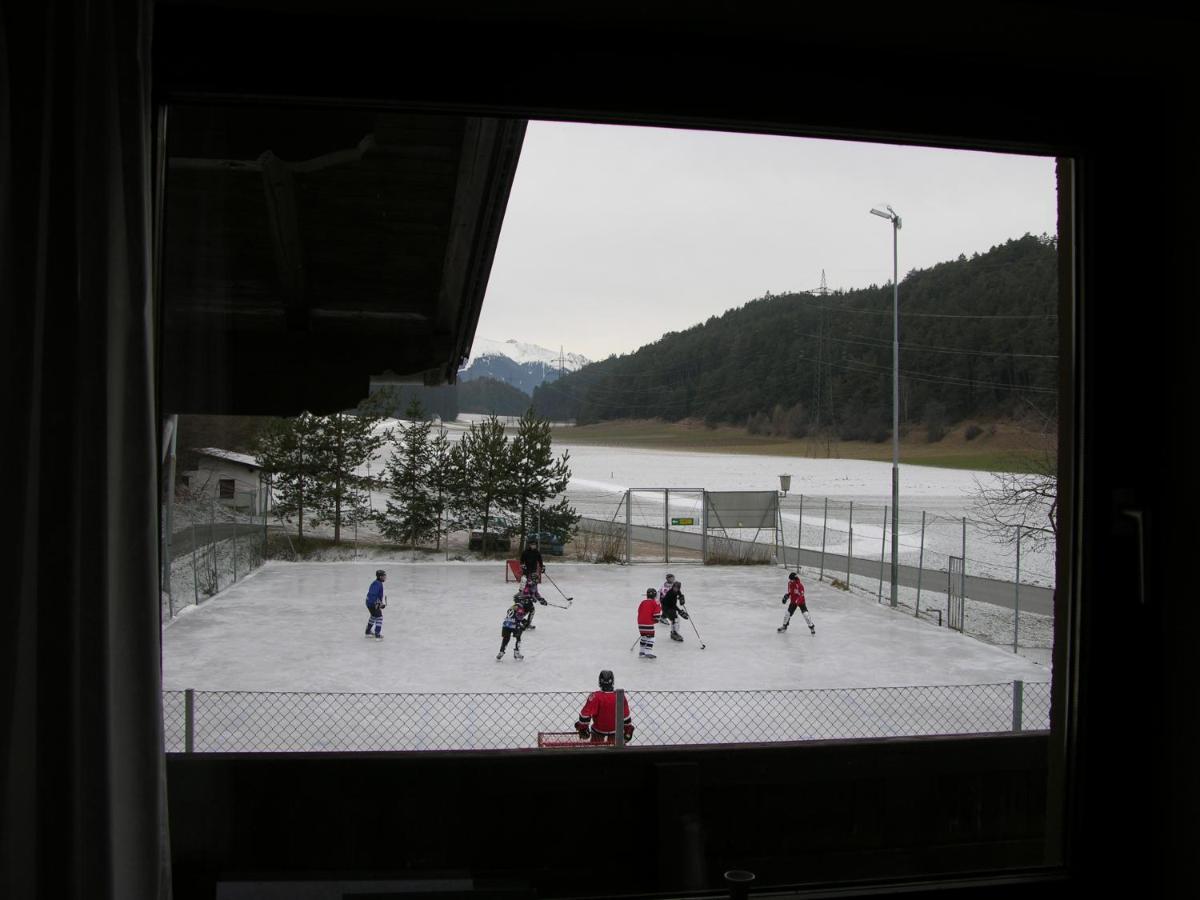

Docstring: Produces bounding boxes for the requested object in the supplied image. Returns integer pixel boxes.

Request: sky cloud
[478,121,1058,360]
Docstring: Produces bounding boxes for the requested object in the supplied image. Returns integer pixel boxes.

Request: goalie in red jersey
[575,670,634,743]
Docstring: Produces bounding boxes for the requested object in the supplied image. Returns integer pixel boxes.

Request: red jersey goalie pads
[575,670,634,743]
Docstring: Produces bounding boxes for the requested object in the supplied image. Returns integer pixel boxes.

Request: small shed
[180,448,268,514]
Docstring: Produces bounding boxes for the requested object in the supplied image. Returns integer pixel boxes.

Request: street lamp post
[870,204,901,608]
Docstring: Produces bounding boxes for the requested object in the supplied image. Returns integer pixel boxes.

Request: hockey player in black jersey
[659,577,689,642]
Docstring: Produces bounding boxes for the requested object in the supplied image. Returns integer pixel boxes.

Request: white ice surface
[163,561,1048,695]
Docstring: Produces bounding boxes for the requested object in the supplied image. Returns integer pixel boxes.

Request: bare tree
[970,399,1057,553]
[971,450,1057,553]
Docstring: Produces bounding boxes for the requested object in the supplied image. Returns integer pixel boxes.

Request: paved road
[585,517,1054,617]
[791,547,1053,616]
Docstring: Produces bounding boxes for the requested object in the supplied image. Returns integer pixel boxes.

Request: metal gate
[948,555,965,632]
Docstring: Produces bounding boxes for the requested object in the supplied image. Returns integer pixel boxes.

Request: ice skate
[670,631,684,642]
[513,649,524,660]
[639,651,656,659]
[809,624,816,634]
[778,622,789,632]
[496,650,505,660]
[374,633,384,640]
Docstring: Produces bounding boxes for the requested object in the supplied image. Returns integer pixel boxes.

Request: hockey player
[520,537,545,583]
[364,569,387,639]
[513,575,548,630]
[497,599,530,660]
[575,669,634,743]
[660,573,676,601]
[519,537,547,627]
[659,577,689,642]
[779,571,816,634]
[637,588,663,658]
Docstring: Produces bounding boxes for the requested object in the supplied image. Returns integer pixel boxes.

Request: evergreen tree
[253,412,327,540]
[310,410,392,544]
[450,414,514,552]
[426,424,456,551]
[378,400,438,548]
[508,408,574,542]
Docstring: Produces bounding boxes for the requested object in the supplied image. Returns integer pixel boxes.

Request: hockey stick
[542,571,574,602]
[543,598,571,610]
[686,613,706,649]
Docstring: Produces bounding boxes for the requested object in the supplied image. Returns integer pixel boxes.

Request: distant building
[179,447,269,515]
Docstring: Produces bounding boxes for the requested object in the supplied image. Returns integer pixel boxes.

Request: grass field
[550,419,1054,473]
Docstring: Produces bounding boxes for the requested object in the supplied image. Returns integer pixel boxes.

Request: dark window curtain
[1,1,170,897]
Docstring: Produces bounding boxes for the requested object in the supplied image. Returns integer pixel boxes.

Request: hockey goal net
[537,731,612,749]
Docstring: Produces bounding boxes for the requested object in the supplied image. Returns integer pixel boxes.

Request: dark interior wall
[167,736,1053,899]
[2,2,1189,898]
[152,4,1200,896]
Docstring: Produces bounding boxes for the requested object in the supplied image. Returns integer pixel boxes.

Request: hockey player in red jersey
[575,669,634,743]
[779,571,815,634]
[637,588,664,658]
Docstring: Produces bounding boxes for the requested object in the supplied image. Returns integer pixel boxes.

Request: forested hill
[531,234,1058,438]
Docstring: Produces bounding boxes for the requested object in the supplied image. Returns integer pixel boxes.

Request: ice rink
[163,560,1049,694]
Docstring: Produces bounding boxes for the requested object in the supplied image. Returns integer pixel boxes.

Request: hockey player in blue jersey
[364,569,387,639]
[497,599,531,660]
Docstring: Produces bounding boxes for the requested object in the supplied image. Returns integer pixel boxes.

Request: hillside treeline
[531,234,1058,439]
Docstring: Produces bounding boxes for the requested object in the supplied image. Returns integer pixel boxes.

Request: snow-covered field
[359,419,1056,588]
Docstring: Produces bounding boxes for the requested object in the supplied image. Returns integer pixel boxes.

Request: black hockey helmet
[665,573,675,581]
[646,587,658,598]
[376,569,387,578]
[788,572,798,580]
[598,669,614,691]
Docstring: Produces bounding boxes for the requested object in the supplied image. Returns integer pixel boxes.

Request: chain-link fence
[569,488,1055,659]
[164,490,269,619]
[162,681,1049,753]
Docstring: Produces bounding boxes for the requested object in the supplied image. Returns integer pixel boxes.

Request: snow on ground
[163,560,1048,695]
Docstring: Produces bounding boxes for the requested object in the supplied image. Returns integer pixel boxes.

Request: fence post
[796,494,804,571]
[665,489,670,565]
[191,522,199,607]
[1013,525,1021,654]
[232,516,238,583]
[1011,680,1024,732]
[211,498,219,594]
[819,497,828,581]
[915,510,926,617]
[877,505,887,603]
[961,516,967,600]
[625,490,632,565]
[185,688,195,753]
[615,688,626,747]
[846,501,853,587]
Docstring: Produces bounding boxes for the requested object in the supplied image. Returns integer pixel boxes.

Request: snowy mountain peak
[466,338,589,372]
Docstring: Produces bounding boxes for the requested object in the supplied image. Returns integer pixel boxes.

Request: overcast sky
[477,121,1058,362]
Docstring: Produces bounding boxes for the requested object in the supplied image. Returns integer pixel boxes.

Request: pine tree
[253,412,328,541]
[508,408,574,543]
[451,414,513,552]
[378,400,438,548]
[308,410,392,544]
[426,424,456,551]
